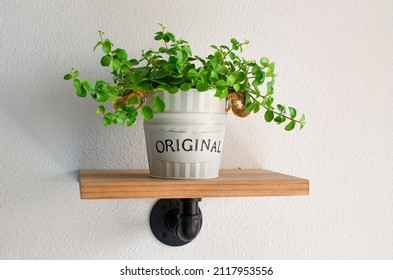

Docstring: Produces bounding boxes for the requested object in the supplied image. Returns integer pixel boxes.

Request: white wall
[1,0,392,259]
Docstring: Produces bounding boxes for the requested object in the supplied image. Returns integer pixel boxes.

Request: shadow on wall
[1,71,147,182]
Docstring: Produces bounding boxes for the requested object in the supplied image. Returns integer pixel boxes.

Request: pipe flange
[150,199,202,246]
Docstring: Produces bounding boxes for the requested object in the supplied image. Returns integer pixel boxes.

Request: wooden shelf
[79,169,309,199]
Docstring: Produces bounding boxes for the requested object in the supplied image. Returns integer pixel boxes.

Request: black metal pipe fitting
[150,198,203,246]
[176,198,202,242]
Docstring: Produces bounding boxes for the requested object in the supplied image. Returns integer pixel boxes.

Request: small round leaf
[76,86,87,98]
[103,116,111,126]
[95,106,105,115]
[102,41,111,53]
[264,110,274,122]
[285,121,296,131]
[63,74,73,80]
[152,95,165,112]
[196,82,210,92]
[180,83,191,91]
[215,79,226,90]
[141,105,154,120]
[101,55,111,67]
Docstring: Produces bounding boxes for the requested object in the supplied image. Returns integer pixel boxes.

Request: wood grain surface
[79,169,309,199]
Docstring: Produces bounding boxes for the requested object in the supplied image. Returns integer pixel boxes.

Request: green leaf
[102,40,111,53]
[215,79,226,90]
[252,65,262,75]
[216,64,228,75]
[229,52,236,60]
[260,57,269,67]
[82,80,95,93]
[103,116,111,126]
[289,107,297,118]
[235,72,246,83]
[74,71,80,77]
[96,105,105,114]
[252,79,261,89]
[210,70,219,83]
[150,70,168,79]
[195,55,206,64]
[183,45,192,56]
[233,84,240,92]
[96,91,109,102]
[264,110,274,122]
[166,32,175,42]
[230,38,239,45]
[214,51,223,61]
[180,83,191,91]
[253,85,261,98]
[130,73,141,85]
[168,85,179,94]
[108,86,119,95]
[106,112,115,121]
[115,48,127,59]
[181,50,189,62]
[76,86,87,98]
[285,121,296,131]
[274,116,286,124]
[141,105,154,120]
[128,59,139,66]
[156,83,172,92]
[152,95,165,112]
[93,41,102,52]
[125,117,136,126]
[264,96,274,109]
[127,106,137,117]
[168,56,177,64]
[112,60,121,71]
[196,81,210,92]
[219,88,229,98]
[115,116,125,125]
[245,102,257,113]
[127,95,140,105]
[266,63,275,77]
[116,107,125,114]
[245,92,251,106]
[101,55,112,66]
[163,35,170,42]
[209,58,218,69]
[120,64,129,72]
[299,114,306,130]
[226,74,236,86]
[73,79,81,87]
[277,104,285,113]
[154,32,164,40]
[64,74,73,80]
[198,68,208,83]
[267,81,274,94]
[166,48,177,56]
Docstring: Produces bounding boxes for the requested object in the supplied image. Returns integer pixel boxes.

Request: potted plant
[64,25,305,179]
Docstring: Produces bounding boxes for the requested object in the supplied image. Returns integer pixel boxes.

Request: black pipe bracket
[150,198,202,246]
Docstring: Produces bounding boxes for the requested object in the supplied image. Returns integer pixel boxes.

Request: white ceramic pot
[144,89,227,179]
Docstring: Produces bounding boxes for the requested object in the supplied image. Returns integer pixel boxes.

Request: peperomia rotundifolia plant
[64,24,305,131]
